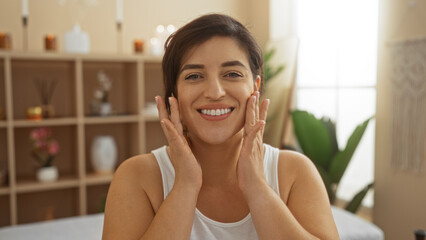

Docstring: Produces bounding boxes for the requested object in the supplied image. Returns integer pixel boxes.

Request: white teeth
[200,108,232,116]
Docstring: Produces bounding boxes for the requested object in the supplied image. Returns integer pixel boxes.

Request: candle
[116,0,123,23]
[134,39,143,53]
[22,0,28,17]
[45,34,56,51]
[0,32,12,49]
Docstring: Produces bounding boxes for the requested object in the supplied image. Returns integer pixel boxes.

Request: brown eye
[185,73,202,80]
[225,72,243,78]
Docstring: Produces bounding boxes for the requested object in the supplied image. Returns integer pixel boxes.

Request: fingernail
[168,97,172,102]
[155,96,159,104]
[253,95,257,103]
[160,120,165,126]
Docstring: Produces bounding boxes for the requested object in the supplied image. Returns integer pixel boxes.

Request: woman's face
[176,36,259,145]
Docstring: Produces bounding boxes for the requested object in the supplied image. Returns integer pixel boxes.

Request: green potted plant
[291,110,373,213]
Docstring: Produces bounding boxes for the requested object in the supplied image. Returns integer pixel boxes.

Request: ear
[254,75,261,91]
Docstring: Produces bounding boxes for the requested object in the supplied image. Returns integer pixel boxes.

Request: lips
[196,104,234,120]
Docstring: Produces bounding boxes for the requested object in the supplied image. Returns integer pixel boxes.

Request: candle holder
[134,39,143,53]
[0,32,12,50]
[22,16,28,51]
[116,22,122,53]
[45,34,57,51]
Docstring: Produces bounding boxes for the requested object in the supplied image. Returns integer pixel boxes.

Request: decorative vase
[36,166,58,182]
[91,136,117,174]
[41,104,55,118]
[99,102,112,116]
[64,24,90,53]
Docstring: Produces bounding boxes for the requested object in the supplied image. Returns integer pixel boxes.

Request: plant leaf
[315,164,335,203]
[329,117,372,183]
[345,182,374,213]
[264,48,275,63]
[321,117,339,169]
[291,110,333,170]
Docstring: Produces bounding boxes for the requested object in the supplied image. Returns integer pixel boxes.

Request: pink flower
[48,141,59,155]
[30,129,39,140]
[29,127,59,167]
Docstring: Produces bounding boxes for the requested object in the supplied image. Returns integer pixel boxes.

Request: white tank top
[152,144,280,240]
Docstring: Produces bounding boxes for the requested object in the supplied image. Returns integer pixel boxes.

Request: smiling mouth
[197,108,234,116]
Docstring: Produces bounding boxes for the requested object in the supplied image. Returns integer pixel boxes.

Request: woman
[103,14,339,240]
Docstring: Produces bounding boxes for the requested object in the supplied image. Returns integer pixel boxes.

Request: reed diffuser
[33,78,58,118]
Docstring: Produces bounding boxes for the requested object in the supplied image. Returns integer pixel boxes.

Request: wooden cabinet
[0,52,166,226]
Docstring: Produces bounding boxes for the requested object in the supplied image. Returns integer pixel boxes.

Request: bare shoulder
[113,153,159,186]
[276,150,339,239]
[103,153,163,239]
[276,150,320,202]
[112,153,164,209]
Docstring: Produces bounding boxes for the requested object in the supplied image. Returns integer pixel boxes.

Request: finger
[156,96,169,121]
[245,95,257,129]
[259,99,270,137]
[169,97,183,135]
[160,118,184,147]
[259,99,270,122]
[243,120,265,147]
[255,91,260,121]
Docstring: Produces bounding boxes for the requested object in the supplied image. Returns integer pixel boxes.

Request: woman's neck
[188,130,244,187]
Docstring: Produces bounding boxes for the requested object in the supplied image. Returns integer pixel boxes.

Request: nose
[203,77,226,100]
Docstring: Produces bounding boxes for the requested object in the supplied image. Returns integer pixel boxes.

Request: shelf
[85,123,140,174]
[16,177,80,193]
[84,115,139,124]
[142,112,159,122]
[85,173,113,186]
[14,125,78,183]
[0,52,163,226]
[12,118,78,127]
[144,62,164,103]
[82,61,139,116]
[87,184,109,214]
[11,59,77,119]
[17,188,79,224]
[145,121,167,152]
[0,187,10,195]
[0,195,10,227]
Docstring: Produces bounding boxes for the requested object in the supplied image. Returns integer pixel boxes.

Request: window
[294,0,378,207]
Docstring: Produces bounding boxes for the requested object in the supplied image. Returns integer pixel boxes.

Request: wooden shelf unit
[0,51,166,226]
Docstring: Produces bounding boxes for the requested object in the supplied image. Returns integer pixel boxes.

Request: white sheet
[0,207,384,240]
[0,213,103,240]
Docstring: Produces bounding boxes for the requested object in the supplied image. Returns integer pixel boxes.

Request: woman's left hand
[237,91,270,195]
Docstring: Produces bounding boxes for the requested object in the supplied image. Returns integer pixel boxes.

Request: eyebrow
[180,60,248,73]
[221,60,247,69]
[180,64,204,73]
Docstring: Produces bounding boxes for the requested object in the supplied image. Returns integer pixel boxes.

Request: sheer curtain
[294,0,378,207]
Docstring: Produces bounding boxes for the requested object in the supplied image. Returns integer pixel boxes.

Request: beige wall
[375,0,426,239]
[0,0,260,54]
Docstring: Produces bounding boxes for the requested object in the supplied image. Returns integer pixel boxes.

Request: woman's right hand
[156,96,202,191]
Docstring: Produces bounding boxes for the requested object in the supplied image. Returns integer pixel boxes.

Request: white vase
[36,166,59,182]
[64,24,90,53]
[91,136,117,174]
[99,103,112,116]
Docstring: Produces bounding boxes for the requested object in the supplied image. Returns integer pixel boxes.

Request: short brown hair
[162,13,263,112]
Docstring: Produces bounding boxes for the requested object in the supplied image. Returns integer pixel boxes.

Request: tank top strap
[151,146,175,200]
[263,144,281,196]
